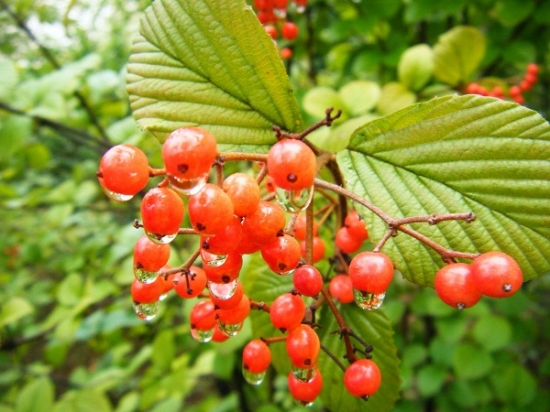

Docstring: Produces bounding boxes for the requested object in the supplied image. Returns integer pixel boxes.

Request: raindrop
[208,279,238,300]
[133,301,159,321]
[219,320,243,337]
[145,231,177,245]
[242,368,266,386]
[191,327,214,343]
[353,289,386,310]
[167,174,207,196]
[275,186,314,212]
[201,250,228,267]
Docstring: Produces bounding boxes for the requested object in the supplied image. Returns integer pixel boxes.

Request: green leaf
[15,377,54,412]
[338,95,550,285]
[376,82,416,116]
[490,363,537,406]
[303,87,348,120]
[0,297,34,327]
[433,26,486,86]
[494,0,535,27]
[152,329,175,371]
[452,343,493,380]
[317,305,401,412]
[398,44,433,92]
[126,0,302,151]
[339,81,381,116]
[472,315,512,352]
[54,390,112,412]
[417,364,447,397]
[0,57,19,100]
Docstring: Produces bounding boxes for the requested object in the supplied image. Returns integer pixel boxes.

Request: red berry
[223,173,261,217]
[293,265,323,297]
[173,266,207,299]
[162,127,217,180]
[141,187,184,238]
[344,359,381,398]
[524,72,537,86]
[465,83,480,94]
[201,216,243,255]
[99,144,149,196]
[300,236,325,263]
[270,292,306,332]
[281,22,299,40]
[344,211,369,241]
[243,339,272,374]
[288,369,323,404]
[242,201,286,246]
[261,234,302,274]
[209,279,244,310]
[216,294,251,325]
[293,214,319,241]
[188,183,234,235]
[203,252,243,284]
[335,226,363,254]
[349,252,394,294]
[280,47,293,60]
[434,263,481,309]
[264,24,278,39]
[329,275,354,304]
[131,276,164,303]
[527,63,539,76]
[509,85,522,97]
[133,235,171,273]
[471,252,523,298]
[267,139,316,191]
[286,324,320,369]
[190,300,217,331]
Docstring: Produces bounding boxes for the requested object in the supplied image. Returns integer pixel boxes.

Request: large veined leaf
[241,254,401,411]
[337,95,550,286]
[126,0,302,152]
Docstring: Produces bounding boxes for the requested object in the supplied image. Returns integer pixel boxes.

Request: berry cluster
[465,63,539,105]
[98,111,523,405]
[251,0,305,59]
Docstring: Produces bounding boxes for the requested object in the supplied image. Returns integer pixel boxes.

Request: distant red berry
[281,22,299,40]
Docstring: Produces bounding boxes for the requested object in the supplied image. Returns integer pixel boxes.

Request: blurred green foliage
[0,0,549,411]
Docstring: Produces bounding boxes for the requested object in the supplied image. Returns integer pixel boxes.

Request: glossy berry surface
[349,252,394,294]
[267,139,316,191]
[243,339,272,374]
[190,299,217,330]
[188,183,234,235]
[216,294,251,325]
[281,22,299,40]
[270,292,305,332]
[293,265,323,297]
[344,359,382,398]
[344,211,369,241]
[471,251,523,298]
[434,263,481,309]
[133,235,171,272]
[201,216,243,255]
[242,201,286,246]
[209,279,244,310]
[261,234,301,274]
[131,277,165,304]
[286,324,320,369]
[288,369,323,404]
[99,144,149,196]
[204,252,243,284]
[141,187,184,237]
[162,127,217,179]
[335,226,363,254]
[173,266,207,299]
[222,172,261,217]
[329,274,354,304]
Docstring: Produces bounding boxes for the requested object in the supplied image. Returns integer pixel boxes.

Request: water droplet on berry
[242,368,266,385]
[145,230,177,245]
[133,266,158,284]
[167,174,207,196]
[218,320,243,337]
[101,187,133,202]
[275,186,314,212]
[208,279,238,300]
[191,327,214,343]
[274,7,287,18]
[133,301,159,321]
[201,250,228,267]
[353,289,386,310]
[292,365,317,382]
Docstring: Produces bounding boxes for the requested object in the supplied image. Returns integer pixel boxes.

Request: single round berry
[329,274,354,304]
[335,226,363,254]
[203,253,243,284]
[344,359,382,398]
[293,265,323,297]
[131,276,165,303]
[434,263,481,309]
[293,214,319,241]
[173,266,207,299]
[141,187,185,238]
[99,144,149,196]
[162,127,217,180]
[222,173,261,217]
[288,369,323,405]
[261,234,301,274]
[471,251,523,298]
[216,294,251,325]
[286,324,320,369]
[190,300,217,331]
[267,139,316,191]
[243,339,272,374]
[133,235,171,273]
[270,292,306,332]
[209,279,244,310]
[281,22,299,40]
[264,24,278,39]
[280,47,293,60]
[344,211,369,241]
[242,201,286,246]
[188,183,234,235]
[349,252,394,294]
[201,216,243,255]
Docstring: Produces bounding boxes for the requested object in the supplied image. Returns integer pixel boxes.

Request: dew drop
[191,327,214,343]
[133,301,159,321]
[133,266,158,284]
[292,365,317,382]
[167,173,207,196]
[218,320,243,337]
[242,368,266,385]
[275,185,314,212]
[201,250,228,267]
[353,289,386,310]
[145,231,177,245]
[101,187,133,202]
[208,279,238,300]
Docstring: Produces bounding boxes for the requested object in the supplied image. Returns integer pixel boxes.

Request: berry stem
[304,201,315,265]
[251,300,271,313]
[158,247,201,277]
[148,167,166,177]
[261,336,287,345]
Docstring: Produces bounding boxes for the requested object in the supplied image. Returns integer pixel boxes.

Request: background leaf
[126,0,302,152]
[337,95,550,285]
[398,44,434,92]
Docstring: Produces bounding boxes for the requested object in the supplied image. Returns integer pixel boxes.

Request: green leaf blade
[338,95,550,285]
[126,0,302,151]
